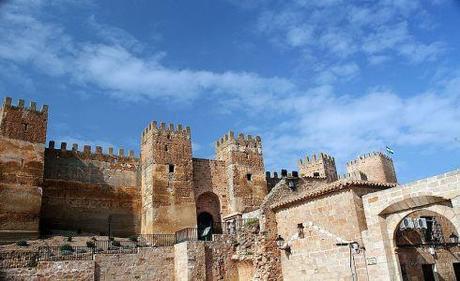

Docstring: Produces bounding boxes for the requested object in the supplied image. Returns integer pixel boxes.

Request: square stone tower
[297,153,338,182]
[0,97,48,241]
[140,122,196,234]
[346,152,397,183]
[215,131,267,213]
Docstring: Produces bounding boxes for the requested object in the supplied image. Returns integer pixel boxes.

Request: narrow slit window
[165,145,168,151]
[169,164,175,173]
[246,173,252,181]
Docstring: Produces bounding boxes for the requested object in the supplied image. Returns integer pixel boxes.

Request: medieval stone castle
[1,96,459,281]
[0,96,395,239]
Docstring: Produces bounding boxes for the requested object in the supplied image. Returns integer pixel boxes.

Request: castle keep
[2,96,458,281]
[0,97,270,240]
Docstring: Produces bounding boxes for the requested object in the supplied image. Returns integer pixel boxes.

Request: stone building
[1,95,459,281]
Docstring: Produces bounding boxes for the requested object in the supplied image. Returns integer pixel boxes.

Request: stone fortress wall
[41,141,141,236]
[0,95,398,245]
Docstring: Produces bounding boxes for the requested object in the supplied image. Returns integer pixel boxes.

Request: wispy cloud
[254,0,445,66]
[1,0,459,175]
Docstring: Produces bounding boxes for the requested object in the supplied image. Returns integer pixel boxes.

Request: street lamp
[276,235,285,248]
[449,233,459,244]
[276,235,291,253]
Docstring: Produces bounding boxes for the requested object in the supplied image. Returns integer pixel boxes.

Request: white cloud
[254,1,445,67]
[1,0,459,176]
[262,79,460,171]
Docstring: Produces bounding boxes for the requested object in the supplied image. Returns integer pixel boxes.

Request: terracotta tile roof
[270,179,397,211]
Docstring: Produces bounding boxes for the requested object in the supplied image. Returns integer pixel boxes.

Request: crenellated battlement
[297,152,338,182]
[265,170,299,179]
[46,141,139,160]
[141,121,191,141]
[346,151,392,166]
[215,131,262,149]
[2,96,48,114]
[298,152,335,165]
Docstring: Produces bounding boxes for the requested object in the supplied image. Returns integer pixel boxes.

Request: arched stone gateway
[196,192,222,240]
[362,170,460,281]
[394,210,460,281]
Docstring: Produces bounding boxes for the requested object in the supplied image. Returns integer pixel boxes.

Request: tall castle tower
[216,132,267,214]
[298,153,338,182]
[0,97,48,240]
[346,152,397,183]
[140,122,196,234]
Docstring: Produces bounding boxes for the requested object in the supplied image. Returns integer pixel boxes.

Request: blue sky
[1,0,459,183]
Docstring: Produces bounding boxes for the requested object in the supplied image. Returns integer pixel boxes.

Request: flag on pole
[386,146,394,154]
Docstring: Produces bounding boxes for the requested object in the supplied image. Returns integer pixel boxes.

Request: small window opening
[313,172,320,177]
[167,134,171,140]
[22,123,28,131]
[165,145,168,152]
[246,173,252,181]
[169,164,175,173]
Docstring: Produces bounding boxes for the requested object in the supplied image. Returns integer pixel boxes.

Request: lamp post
[449,233,459,244]
[276,235,291,254]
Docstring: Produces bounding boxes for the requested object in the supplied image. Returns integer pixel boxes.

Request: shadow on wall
[40,149,140,237]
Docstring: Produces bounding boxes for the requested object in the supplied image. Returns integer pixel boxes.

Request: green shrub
[244,218,259,226]
[60,244,74,253]
[86,241,96,248]
[111,240,121,247]
[129,235,138,242]
[16,240,28,247]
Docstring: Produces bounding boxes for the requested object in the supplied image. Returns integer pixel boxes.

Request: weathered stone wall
[298,153,337,182]
[0,136,45,186]
[216,132,267,214]
[174,241,207,281]
[41,143,140,236]
[346,152,397,183]
[0,97,48,144]
[95,247,175,281]
[141,122,196,234]
[193,158,229,222]
[0,260,95,281]
[273,189,371,281]
[0,185,42,241]
[362,169,460,281]
[0,136,44,241]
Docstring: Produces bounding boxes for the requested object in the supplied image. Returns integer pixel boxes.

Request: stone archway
[392,209,460,281]
[196,192,222,239]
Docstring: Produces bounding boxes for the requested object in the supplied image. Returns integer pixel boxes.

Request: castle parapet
[298,152,335,165]
[215,131,262,149]
[141,121,191,141]
[298,152,337,182]
[265,170,299,179]
[46,141,138,160]
[345,151,392,166]
[2,96,48,113]
[346,151,397,183]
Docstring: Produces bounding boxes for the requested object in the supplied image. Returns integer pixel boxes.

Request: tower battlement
[0,97,48,143]
[346,151,397,183]
[2,96,48,114]
[346,151,392,166]
[215,131,262,149]
[46,141,138,160]
[298,152,337,182]
[298,153,335,165]
[142,121,190,141]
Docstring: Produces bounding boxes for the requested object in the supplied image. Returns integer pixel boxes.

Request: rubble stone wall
[41,146,140,236]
